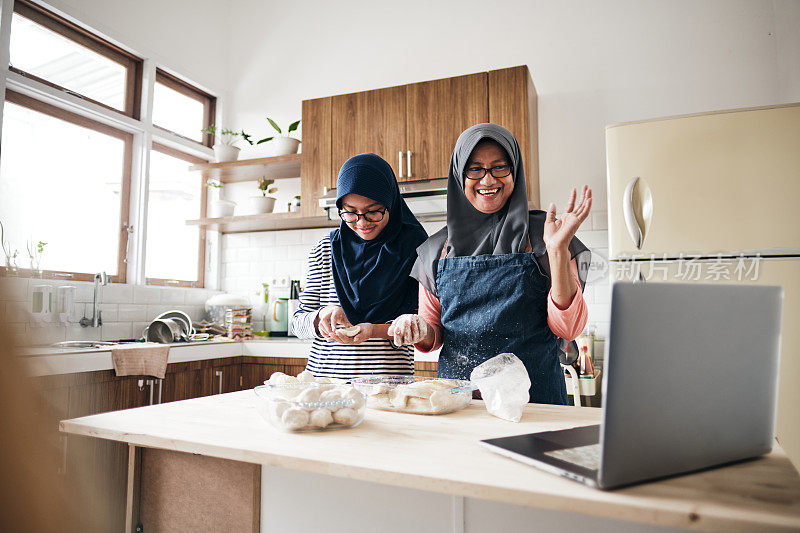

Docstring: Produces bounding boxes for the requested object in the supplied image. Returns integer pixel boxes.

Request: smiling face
[339,193,390,240]
[463,140,514,214]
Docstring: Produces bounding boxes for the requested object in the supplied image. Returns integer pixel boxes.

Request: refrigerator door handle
[623,177,644,250]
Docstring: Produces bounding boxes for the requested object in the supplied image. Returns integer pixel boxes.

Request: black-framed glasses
[338,208,387,223]
[464,164,512,180]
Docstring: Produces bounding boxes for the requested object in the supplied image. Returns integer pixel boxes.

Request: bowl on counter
[351,376,476,415]
[253,382,367,432]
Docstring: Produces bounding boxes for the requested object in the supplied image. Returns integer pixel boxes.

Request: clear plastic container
[253,382,367,432]
[351,376,475,415]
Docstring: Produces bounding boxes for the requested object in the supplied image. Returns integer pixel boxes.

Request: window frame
[153,68,217,147]
[10,0,143,119]
[145,143,208,288]
[3,89,133,283]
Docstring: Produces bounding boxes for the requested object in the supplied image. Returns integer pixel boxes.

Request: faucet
[80,272,109,327]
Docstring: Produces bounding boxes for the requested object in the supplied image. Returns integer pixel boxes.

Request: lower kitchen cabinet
[161,360,213,403]
[415,361,438,378]
[212,358,242,394]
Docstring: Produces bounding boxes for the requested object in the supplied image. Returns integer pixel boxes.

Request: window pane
[0,102,124,275]
[152,81,205,142]
[9,13,127,111]
[145,150,202,282]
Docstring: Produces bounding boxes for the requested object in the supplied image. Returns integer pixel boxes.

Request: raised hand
[315,305,351,342]
[543,186,592,253]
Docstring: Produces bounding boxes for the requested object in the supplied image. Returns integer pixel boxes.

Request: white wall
[40,0,229,95]
[226,0,800,210]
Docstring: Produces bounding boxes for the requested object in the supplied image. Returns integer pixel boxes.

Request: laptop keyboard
[544,443,601,471]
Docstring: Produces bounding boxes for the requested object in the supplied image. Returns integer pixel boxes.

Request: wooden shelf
[189,153,302,183]
[186,211,338,234]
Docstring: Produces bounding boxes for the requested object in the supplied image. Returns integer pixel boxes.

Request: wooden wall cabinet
[301,65,540,216]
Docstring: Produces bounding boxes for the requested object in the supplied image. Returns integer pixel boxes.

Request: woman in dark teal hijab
[330,153,428,328]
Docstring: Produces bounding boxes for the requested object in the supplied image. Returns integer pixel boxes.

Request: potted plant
[26,239,47,278]
[256,118,301,156]
[206,179,236,218]
[251,178,278,214]
[201,126,254,162]
[0,221,18,277]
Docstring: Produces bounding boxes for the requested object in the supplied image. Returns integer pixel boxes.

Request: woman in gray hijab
[387,123,592,405]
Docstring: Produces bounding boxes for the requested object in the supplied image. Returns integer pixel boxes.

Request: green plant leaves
[266,117,282,134]
[256,137,274,145]
[288,120,300,133]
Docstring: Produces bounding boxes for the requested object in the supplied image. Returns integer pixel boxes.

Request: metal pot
[144,318,182,343]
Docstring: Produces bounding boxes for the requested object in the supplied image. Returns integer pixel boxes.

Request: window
[145,145,207,287]
[9,0,142,117]
[0,91,132,282]
[153,69,216,146]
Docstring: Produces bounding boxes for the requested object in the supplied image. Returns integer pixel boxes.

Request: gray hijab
[446,123,529,257]
[411,123,591,298]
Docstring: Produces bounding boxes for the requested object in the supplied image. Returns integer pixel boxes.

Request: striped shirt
[291,235,414,380]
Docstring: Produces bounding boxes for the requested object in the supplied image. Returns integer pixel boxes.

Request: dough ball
[373,383,393,395]
[332,407,358,426]
[388,387,410,408]
[268,372,298,385]
[270,400,290,420]
[296,387,322,404]
[342,387,366,410]
[406,397,434,414]
[368,394,392,410]
[338,325,361,337]
[297,370,316,383]
[317,384,335,393]
[309,408,334,428]
[319,389,343,403]
[429,389,461,413]
[281,408,310,431]
[315,377,331,384]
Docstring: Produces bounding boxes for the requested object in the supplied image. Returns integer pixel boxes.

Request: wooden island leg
[125,445,142,533]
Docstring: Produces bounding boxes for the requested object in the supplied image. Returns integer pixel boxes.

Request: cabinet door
[406,72,488,181]
[331,85,406,186]
[241,362,283,389]
[161,367,213,403]
[488,65,539,208]
[301,96,332,217]
[213,363,242,394]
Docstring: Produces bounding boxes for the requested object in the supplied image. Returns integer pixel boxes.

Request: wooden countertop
[60,391,800,532]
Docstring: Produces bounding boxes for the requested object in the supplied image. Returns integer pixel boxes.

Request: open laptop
[480,282,783,489]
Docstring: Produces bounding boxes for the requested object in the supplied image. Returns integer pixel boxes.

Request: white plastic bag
[470,353,531,423]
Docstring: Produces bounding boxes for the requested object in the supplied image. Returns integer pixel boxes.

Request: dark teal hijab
[330,154,428,325]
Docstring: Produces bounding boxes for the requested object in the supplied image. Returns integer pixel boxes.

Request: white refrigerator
[605,102,800,469]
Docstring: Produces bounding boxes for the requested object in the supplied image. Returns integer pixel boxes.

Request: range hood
[319,178,448,221]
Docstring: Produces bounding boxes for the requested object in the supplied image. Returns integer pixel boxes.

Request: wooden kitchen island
[60,390,800,533]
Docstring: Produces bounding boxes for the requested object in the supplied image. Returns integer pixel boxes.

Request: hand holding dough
[389,314,431,346]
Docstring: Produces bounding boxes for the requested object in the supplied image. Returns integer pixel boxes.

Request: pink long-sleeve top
[416,258,588,352]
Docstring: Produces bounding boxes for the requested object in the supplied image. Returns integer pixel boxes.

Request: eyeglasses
[464,164,512,180]
[338,208,387,223]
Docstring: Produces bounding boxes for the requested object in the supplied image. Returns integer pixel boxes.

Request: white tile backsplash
[0,277,220,346]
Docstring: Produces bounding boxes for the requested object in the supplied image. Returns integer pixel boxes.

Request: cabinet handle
[157,378,163,404]
[215,370,223,393]
[147,379,154,405]
[406,151,412,178]
[398,151,404,178]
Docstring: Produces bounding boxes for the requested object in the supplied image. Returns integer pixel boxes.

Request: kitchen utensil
[351,376,475,415]
[155,310,194,336]
[287,281,301,336]
[204,293,250,324]
[270,298,289,336]
[253,383,367,432]
[144,318,182,343]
